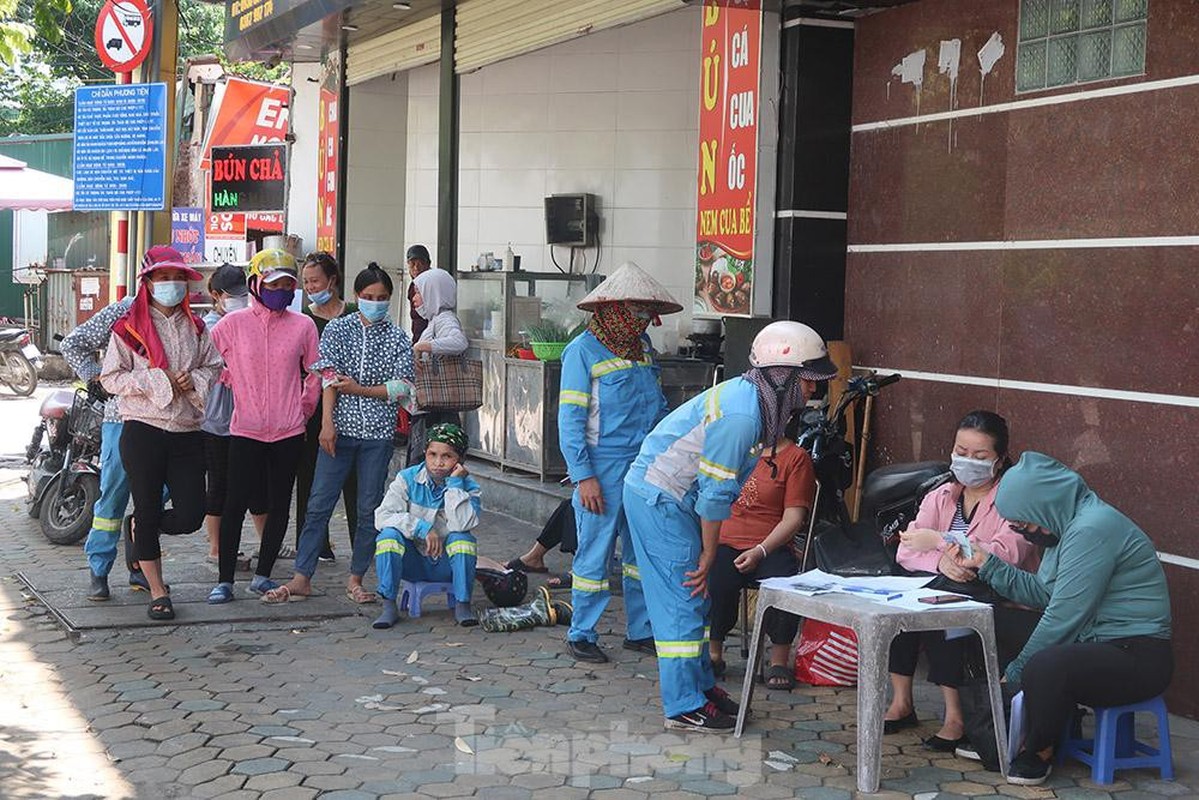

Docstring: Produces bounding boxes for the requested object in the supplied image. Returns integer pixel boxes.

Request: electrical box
[544,193,598,247]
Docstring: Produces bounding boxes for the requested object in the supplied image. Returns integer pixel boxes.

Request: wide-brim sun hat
[576,261,683,315]
[140,245,202,282]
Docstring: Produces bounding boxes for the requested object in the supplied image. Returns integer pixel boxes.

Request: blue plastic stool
[398,580,455,618]
[1058,695,1174,785]
[1008,691,1026,763]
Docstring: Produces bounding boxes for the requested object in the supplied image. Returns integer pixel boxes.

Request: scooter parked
[0,325,41,396]
[25,384,104,544]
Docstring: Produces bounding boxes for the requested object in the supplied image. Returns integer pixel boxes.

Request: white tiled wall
[402,7,702,348]
[345,72,410,305]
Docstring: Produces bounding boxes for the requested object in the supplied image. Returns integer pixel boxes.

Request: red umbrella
[0,154,73,211]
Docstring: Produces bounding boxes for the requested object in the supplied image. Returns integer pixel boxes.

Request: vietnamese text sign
[210,144,288,213]
[199,77,290,170]
[73,83,168,211]
[170,207,205,264]
[316,85,339,253]
[693,0,761,317]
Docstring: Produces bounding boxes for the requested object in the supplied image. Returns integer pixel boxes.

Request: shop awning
[0,155,73,211]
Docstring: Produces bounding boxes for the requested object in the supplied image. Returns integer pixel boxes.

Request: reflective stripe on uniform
[622,563,641,581]
[446,539,477,557]
[376,538,405,556]
[703,383,724,423]
[591,358,634,377]
[655,639,704,658]
[698,457,737,481]
[571,572,607,593]
[560,389,590,407]
[92,516,122,532]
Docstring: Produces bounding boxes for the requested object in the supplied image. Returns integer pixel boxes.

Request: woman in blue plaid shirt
[265,264,416,605]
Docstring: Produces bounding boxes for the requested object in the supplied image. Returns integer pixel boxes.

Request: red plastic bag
[794,620,859,687]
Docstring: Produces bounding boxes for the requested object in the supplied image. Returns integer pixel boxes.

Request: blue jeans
[84,421,130,577]
[295,436,394,579]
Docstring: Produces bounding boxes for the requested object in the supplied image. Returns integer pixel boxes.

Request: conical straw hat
[577,261,683,314]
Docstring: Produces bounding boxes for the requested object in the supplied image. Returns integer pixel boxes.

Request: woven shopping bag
[414,354,484,412]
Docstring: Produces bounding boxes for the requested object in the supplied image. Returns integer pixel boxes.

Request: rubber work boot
[568,640,609,664]
[373,597,401,629]
[88,572,110,601]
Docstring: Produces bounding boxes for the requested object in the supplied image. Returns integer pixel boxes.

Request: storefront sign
[247,212,284,232]
[204,237,250,264]
[316,85,339,254]
[207,212,246,238]
[199,77,290,170]
[170,207,205,264]
[210,144,288,213]
[73,83,167,211]
[693,0,761,317]
[223,0,354,61]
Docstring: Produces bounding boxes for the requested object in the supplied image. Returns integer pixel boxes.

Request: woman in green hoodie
[949,451,1172,786]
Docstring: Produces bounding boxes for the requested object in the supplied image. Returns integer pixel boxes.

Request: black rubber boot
[88,572,110,601]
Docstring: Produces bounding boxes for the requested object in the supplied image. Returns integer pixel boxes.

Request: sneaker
[87,573,110,602]
[567,640,609,664]
[128,570,150,592]
[622,637,656,656]
[318,545,336,563]
[664,701,735,733]
[1007,750,1052,786]
[704,685,740,717]
[954,743,981,761]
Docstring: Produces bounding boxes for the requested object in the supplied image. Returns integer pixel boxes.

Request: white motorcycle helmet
[749,321,839,380]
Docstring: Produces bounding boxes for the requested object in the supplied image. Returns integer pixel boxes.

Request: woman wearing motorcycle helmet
[622,320,838,732]
[206,249,323,604]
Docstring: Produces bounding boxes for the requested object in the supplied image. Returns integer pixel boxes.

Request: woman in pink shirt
[205,250,322,604]
[884,411,1038,751]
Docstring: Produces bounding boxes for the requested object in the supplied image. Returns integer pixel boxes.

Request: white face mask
[222,295,249,313]
[951,453,997,488]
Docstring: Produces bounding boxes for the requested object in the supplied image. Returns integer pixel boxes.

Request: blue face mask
[307,289,332,306]
[150,281,186,308]
[359,298,390,323]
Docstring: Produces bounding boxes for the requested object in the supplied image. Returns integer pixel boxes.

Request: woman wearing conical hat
[558,261,682,665]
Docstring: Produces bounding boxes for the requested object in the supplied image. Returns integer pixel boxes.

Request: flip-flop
[545,572,572,590]
[262,585,307,604]
[346,585,378,604]
[765,664,795,691]
[505,557,548,574]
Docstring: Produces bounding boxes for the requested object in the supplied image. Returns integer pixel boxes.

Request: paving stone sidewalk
[0,456,1195,799]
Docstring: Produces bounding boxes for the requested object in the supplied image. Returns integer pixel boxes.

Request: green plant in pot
[525,322,585,361]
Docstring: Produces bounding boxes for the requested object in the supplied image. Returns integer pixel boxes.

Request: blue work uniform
[623,377,763,718]
[60,297,133,578]
[558,331,667,646]
[374,463,482,605]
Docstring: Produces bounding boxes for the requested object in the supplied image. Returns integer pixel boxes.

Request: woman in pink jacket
[205,250,322,603]
[884,411,1038,751]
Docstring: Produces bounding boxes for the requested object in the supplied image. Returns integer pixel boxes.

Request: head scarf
[588,302,650,361]
[427,423,468,456]
[413,268,458,321]
[112,247,204,369]
[745,366,807,476]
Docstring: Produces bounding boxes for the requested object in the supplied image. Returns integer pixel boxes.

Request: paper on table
[886,588,991,612]
[757,569,936,598]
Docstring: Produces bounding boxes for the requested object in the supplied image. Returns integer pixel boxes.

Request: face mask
[222,295,249,313]
[1020,530,1060,548]
[259,287,295,311]
[150,281,186,308]
[307,289,332,306]
[359,298,390,323]
[950,453,997,488]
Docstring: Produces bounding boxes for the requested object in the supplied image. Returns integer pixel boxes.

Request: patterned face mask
[589,303,650,361]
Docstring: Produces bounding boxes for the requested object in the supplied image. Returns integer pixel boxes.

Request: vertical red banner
[694,0,762,317]
[316,86,339,254]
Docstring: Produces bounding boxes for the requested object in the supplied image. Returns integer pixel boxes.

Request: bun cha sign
[210,144,287,213]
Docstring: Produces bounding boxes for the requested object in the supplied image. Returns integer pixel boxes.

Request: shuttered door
[346,14,442,87]
[454,0,685,74]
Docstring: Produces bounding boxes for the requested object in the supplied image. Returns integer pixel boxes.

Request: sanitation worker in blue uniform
[558,262,682,664]
[623,321,839,732]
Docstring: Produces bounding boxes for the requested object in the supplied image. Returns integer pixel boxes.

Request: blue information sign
[73,82,168,211]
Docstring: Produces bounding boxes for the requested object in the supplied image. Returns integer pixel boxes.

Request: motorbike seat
[0,327,26,342]
[39,389,75,420]
[859,461,951,520]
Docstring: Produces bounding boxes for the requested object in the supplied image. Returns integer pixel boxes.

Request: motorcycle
[793,372,951,576]
[25,385,104,544]
[0,326,41,396]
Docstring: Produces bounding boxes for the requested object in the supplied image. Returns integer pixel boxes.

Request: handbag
[414,354,483,412]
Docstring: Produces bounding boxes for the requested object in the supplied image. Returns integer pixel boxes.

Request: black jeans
[889,631,968,687]
[204,432,267,517]
[119,421,205,562]
[709,544,801,646]
[295,405,357,547]
[1021,636,1173,754]
[219,434,305,584]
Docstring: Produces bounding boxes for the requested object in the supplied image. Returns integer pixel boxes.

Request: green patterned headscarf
[427,423,468,456]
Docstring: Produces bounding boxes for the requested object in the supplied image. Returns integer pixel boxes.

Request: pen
[841,586,903,601]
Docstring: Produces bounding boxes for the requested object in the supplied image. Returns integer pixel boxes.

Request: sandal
[711,658,728,678]
[545,572,572,590]
[766,665,795,691]
[262,585,307,604]
[207,583,234,605]
[147,595,174,621]
[505,557,548,574]
[345,584,378,604]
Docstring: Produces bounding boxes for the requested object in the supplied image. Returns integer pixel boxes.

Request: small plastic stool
[1058,695,1174,784]
[1008,690,1026,763]
[398,580,455,618]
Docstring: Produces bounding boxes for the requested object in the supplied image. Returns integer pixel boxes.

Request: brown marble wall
[845,0,1199,717]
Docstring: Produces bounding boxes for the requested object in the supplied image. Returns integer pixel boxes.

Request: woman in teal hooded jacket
[950,451,1172,786]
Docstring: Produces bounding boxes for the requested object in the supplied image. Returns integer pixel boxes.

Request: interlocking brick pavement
[0,430,1195,797]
